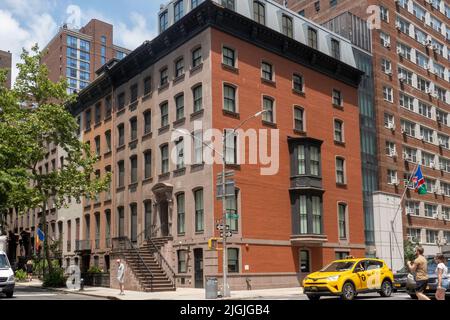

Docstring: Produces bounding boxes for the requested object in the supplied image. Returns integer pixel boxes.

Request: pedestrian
[407,246,430,300]
[116,259,125,295]
[434,254,448,301]
[26,259,33,282]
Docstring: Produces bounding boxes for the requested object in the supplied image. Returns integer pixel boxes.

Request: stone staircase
[116,237,175,292]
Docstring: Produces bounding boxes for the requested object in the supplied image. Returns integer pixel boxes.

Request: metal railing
[112,237,154,291]
[75,239,91,251]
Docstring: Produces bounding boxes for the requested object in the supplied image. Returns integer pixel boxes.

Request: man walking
[117,259,125,295]
[407,246,430,300]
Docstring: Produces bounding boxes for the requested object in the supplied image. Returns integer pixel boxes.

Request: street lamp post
[174,110,266,298]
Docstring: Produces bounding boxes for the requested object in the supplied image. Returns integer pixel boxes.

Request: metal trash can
[205,277,218,299]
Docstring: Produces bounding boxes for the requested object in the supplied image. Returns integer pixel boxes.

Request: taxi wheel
[379,280,393,297]
[341,282,356,301]
[306,294,321,301]
[5,291,13,298]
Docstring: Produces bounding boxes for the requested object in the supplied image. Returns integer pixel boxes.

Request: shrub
[15,269,27,282]
[33,259,60,274]
[42,268,66,288]
[87,266,103,274]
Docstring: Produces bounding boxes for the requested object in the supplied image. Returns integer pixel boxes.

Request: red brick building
[70,0,366,291]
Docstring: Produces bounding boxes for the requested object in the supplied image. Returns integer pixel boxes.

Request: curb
[16,283,120,300]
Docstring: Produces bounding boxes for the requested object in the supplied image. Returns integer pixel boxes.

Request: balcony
[290,234,328,245]
[75,240,91,252]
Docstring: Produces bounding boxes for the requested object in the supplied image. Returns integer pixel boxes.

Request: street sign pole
[221,132,230,298]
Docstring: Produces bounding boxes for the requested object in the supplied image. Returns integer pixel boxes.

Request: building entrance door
[194,248,204,288]
[159,200,169,237]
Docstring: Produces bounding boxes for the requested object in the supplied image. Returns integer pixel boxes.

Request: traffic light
[208,238,220,250]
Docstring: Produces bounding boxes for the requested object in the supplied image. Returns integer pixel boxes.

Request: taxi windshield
[320,261,355,272]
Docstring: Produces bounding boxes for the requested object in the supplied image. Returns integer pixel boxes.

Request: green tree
[0,45,110,273]
[404,239,417,265]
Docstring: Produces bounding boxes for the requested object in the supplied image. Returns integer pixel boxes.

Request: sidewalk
[16,280,303,300]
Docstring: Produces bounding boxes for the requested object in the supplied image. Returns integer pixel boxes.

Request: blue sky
[0,0,163,82]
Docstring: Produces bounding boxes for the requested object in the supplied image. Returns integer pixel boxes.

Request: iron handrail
[112,236,154,291]
[148,236,176,287]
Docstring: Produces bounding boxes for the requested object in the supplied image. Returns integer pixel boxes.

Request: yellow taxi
[302,258,394,300]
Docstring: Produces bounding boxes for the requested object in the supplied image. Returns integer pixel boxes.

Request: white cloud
[115,12,157,50]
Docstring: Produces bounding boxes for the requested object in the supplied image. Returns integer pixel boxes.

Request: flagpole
[389,161,420,270]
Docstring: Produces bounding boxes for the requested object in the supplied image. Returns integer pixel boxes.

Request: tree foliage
[0,44,110,272]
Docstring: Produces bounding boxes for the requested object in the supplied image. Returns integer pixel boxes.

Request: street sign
[220,231,233,238]
[226,213,239,220]
[216,224,230,231]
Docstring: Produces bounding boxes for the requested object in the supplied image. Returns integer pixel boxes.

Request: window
[417,77,430,92]
[193,130,203,164]
[177,193,185,235]
[160,67,168,86]
[430,17,442,33]
[397,68,412,85]
[442,207,450,220]
[67,35,77,48]
[414,28,427,44]
[401,120,415,137]
[334,120,344,142]
[292,74,304,92]
[223,84,236,112]
[95,136,101,156]
[67,57,77,69]
[385,141,396,157]
[144,77,152,95]
[433,63,445,79]
[435,86,447,103]
[66,67,77,78]
[421,152,435,168]
[262,97,274,123]
[228,248,239,273]
[175,94,184,121]
[314,1,320,11]
[193,85,203,112]
[144,150,152,179]
[85,109,91,131]
[380,6,389,22]
[253,1,265,25]
[221,0,235,10]
[308,27,318,49]
[175,58,184,78]
[331,39,340,59]
[175,138,184,169]
[297,195,323,235]
[416,52,429,69]
[160,11,169,32]
[80,40,90,52]
[177,250,187,273]
[440,157,450,172]
[387,169,397,185]
[161,144,169,174]
[225,190,239,231]
[144,201,152,238]
[130,84,138,103]
[426,230,438,244]
[222,47,235,68]
[336,158,345,184]
[420,126,434,143]
[130,117,137,141]
[384,113,395,129]
[400,93,414,111]
[144,110,152,134]
[282,15,293,38]
[224,129,237,165]
[298,10,305,16]
[192,47,202,68]
[413,3,425,21]
[261,62,273,81]
[195,189,204,232]
[174,0,184,22]
[191,0,200,9]
[118,161,125,187]
[118,123,125,147]
[418,101,432,119]
[383,86,393,102]
[160,102,169,127]
[332,89,342,106]
[405,201,420,216]
[293,143,321,176]
[67,47,77,59]
[380,32,390,47]
[130,156,138,184]
[396,17,410,34]
[117,92,125,111]
[338,203,347,239]
[407,228,421,243]
[294,107,304,131]
[300,250,310,272]
[438,134,449,149]
[381,58,391,74]
[105,96,112,119]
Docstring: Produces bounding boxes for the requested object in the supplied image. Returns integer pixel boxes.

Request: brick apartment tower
[281,0,450,269]
[69,0,367,291]
[0,50,12,89]
[41,19,130,94]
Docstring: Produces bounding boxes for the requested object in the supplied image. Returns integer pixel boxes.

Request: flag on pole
[412,165,427,195]
[36,228,45,250]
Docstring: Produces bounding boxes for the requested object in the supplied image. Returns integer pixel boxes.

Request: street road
[0,285,108,300]
[246,292,413,300]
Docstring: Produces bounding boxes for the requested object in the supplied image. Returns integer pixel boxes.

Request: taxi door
[366,260,384,290]
[352,260,369,291]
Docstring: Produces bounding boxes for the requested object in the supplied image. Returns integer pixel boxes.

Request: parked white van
[0,251,14,298]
